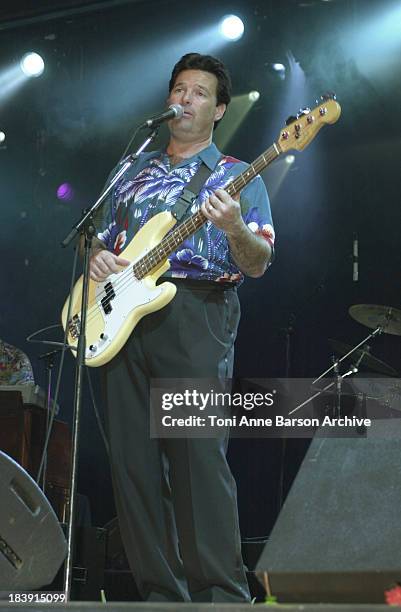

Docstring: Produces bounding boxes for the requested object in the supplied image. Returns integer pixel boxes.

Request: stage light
[271,62,286,81]
[220,15,244,41]
[248,91,260,102]
[20,52,45,78]
[285,155,295,164]
[57,183,74,201]
[0,132,5,144]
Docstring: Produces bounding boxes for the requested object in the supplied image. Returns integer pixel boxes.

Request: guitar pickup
[101,282,116,315]
[68,314,81,339]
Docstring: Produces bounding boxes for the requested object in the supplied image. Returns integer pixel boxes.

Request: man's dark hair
[169,53,232,127]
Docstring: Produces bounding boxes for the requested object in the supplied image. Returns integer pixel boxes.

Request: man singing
[90,52,274,603]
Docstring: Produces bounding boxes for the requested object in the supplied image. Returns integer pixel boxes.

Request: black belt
[163,277,237,292]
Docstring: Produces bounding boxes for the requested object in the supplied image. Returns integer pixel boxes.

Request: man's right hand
[89,249,130,282]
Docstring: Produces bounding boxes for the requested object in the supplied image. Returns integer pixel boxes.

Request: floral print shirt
[0,339,35,385]
[96,143,274,285]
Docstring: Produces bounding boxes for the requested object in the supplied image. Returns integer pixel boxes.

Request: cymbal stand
[312,326,383,387]
[331,345,368,418]
[288,364,357,416]
[289,326,383,417]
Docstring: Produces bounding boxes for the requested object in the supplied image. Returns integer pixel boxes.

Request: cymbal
[349,304,401,336]
[328,338,398,376]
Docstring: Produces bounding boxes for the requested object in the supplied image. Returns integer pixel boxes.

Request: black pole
[63,221,94,599]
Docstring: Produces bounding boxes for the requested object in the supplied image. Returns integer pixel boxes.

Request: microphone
[353,233,358,282]
[140,104,183,129]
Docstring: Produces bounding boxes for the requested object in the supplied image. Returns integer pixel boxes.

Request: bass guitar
[62,96,341,366]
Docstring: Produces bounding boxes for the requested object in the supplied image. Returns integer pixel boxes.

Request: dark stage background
[0,0,400,541]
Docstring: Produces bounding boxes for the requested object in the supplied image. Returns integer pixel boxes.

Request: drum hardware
[347,303,401,412]
[289,325,383,417]
[313,325,383,388]
[289,303,400,419]
[352,376,401,413]
[328,339,397,377]
[349,304,401,337]
[288,362,359,417]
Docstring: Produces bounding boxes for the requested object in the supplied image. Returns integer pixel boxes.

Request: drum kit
[290,304,401,417]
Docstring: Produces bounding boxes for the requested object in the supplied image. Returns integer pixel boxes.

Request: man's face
[167,69,226,141]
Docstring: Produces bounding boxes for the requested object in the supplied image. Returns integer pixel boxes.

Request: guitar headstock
[277,95,341,153]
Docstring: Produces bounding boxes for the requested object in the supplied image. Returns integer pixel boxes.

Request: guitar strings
[82,215,204,329]
[84,216,207,330]
[83,209,205,323]
[83,200,207,324]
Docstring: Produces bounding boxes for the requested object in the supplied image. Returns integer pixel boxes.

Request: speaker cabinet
[256,424,401,603]
[0,451,67,590]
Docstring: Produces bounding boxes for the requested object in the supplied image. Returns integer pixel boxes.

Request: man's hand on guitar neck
[201,188,272,278]
[89,248,130,282]
[201,188,243,235]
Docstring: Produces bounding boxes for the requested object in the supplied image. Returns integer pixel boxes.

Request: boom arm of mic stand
[61,128,159,248]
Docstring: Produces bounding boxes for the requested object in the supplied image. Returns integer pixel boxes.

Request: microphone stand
[60,128,158,600]
[37,349,60,492]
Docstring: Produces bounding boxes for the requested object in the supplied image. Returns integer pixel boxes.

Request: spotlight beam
[0,65,27,104]
[215,93,258,150]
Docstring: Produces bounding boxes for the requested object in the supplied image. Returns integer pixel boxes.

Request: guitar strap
[171,156,223,222]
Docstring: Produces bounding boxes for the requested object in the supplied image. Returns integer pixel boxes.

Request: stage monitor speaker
[256,424,401,603]
[0,450,67,590]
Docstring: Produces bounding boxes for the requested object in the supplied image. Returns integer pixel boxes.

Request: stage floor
[0,603,398,611]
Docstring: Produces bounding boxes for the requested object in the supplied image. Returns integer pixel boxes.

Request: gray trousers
[102,280,250,602]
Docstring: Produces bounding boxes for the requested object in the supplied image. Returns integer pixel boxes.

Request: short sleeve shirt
[96,142,275,285]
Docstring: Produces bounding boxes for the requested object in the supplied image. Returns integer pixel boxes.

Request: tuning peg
[316,92,336,104]
[296,107,311,119]
[285,115,297,126]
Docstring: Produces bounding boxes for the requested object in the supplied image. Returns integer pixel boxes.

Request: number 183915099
[3,592,66,603]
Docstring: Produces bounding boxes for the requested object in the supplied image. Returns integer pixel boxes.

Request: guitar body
[61,211,177,367]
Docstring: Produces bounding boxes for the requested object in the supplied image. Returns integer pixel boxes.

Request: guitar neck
[133,143,280,279]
